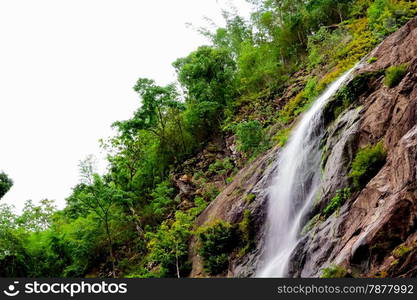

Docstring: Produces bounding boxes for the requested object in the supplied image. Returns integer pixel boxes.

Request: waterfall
[256,67,357,278]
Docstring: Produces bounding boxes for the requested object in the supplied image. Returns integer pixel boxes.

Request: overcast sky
[0,0,252,211]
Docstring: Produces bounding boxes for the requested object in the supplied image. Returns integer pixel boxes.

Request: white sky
[0,0,252,211]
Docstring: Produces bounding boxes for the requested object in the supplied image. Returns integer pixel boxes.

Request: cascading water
[257,67,357,278]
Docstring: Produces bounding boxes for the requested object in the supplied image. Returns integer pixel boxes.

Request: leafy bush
[146,212,193,277]
[207,158,234,178]
[149,181,175,220]
[349,142,387,190]
[321,265,349,278]
[368,0,417,37]
[235,120,263,156]
[323,188,351,218]
[384,64,407,88]
[197,220,238,275]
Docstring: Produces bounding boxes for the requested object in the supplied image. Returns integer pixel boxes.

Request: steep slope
[189,16,417,278]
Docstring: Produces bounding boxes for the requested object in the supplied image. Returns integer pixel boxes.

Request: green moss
[349,141,387,190]
[244,193,256,204]
[321,265,348,278]
[367,56,378,63]
[301,214,322,235]
[323,70,384,125]
[237,210,254,257]
[384,64,408,88]
[226,177,234,184]
[273,127,292,147]
[197,220,238,275]
[323,188,351,218]
[278,77,319,124]
[392,245,412,258]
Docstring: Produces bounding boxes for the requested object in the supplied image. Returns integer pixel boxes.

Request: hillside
[1,0,417,278]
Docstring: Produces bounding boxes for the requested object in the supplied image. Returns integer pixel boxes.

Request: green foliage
[16,199,56,232]
[279,77,319,124]
[237,210,254,257]
[202,184,221,202]
[237,42,286,94]
[0,172,13,200]
[244,193,256,204]
[146,211,193,277]
[384,64,408,88]
[197,220,238,275]
[349,142,387,190]
[301,214,322,235]
[273,127,292,147]
[207,158,234,177]
[235,120,263,156]
[321,265,349,278]
[368,56,378,63]
[3,0,417,279]
[173,46,236,108]
[368,0,417,37]
[323,188,351,218]
[149,181,175,220]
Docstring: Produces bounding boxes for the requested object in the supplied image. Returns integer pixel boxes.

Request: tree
[173,46,236,107]
[72,157,126,277]
[146,211,193,278]
[113,79,189,167]
[16,199,56,232]
[0,172,13,200]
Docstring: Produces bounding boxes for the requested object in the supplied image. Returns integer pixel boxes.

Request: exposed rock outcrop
[288,16,417,278]
[189,16,417,278]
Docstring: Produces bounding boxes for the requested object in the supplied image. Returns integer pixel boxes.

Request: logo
[3,281,20,297]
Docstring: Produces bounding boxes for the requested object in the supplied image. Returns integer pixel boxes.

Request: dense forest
[1,0,417,278]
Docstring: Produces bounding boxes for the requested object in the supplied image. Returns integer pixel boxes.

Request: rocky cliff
[189,16,417,278]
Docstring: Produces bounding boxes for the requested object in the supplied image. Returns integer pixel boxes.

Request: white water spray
[257,68,356,278]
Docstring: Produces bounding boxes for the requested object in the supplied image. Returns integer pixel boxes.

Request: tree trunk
[175,242,180,279]
[104,217,117,278]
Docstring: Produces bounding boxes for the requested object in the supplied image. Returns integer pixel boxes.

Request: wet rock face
[189,146,279,277]
[287,16,417,278]
[189,16,417,278]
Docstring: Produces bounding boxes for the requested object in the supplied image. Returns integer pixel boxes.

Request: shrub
[150,181,175,220]
[197,220,238,275]
[321,265,348,278]
[235,120,263,156]
[146,212,193,277]
[207,158,234,178]
[323,188,351,218]
[384,64,407,88]
[349,142,387,190]
[202,184,220,201]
